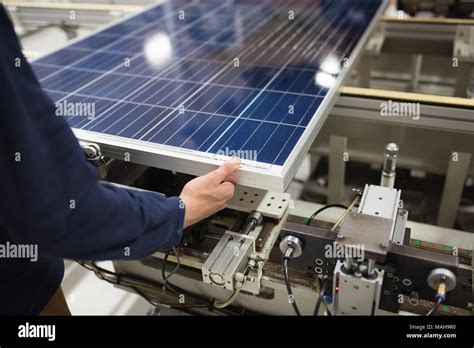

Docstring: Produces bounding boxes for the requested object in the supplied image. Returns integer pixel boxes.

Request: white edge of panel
[73,128,286,191]
[280,0,389,190]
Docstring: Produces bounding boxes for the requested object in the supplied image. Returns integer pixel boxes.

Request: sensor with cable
[279,235,303,316]
[425,268,456,316]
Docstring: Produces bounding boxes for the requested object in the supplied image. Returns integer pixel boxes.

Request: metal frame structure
[109,195,472,316]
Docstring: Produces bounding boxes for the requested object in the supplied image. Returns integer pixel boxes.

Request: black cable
[77,261,205,309]
[160,250,209,304]
[131,286,208,310]
[131,286,160,308]
[425,297,444,316]
[162,248,181,282]
[313,277,329,316]
[306,204,348,226]
[77,260,235,315]
[283,257,301,316]
[160,250,203,301]
[79,251,245,315]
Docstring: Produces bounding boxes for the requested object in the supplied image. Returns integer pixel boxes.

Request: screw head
[337,233,344,239]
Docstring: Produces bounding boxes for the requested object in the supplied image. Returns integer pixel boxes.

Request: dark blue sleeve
[0,6,185,261]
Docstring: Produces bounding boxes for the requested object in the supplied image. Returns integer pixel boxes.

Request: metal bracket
[227,185,291,219]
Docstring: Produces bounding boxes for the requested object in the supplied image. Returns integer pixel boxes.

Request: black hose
[425,297,444,316]
[283,257,301,316]
[313,278,329,316]
[306,204,348,226]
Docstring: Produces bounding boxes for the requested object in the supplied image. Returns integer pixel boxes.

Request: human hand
[179,157,240,228]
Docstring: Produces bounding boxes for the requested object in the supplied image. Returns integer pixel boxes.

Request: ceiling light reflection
[144,32,173,67]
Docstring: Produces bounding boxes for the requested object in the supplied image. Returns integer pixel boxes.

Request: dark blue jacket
[0,6,184,315]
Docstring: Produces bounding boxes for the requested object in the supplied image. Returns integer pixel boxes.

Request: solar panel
[32,0,386,191]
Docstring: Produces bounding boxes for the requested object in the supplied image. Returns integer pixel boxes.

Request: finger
[212,157,240,183]
[222,173,238,184]
[219,181,236,200]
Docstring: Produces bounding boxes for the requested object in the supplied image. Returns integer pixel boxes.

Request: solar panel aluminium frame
[33,0,388,192]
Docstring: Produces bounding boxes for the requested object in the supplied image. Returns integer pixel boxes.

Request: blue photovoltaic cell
[32,0,383,167]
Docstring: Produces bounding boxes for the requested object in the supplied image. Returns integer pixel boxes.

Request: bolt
[380,242,388,249]
[410,291,419,305]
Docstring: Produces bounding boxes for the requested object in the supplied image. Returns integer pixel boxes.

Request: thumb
[212,157,240,183]
[219,181,236,200]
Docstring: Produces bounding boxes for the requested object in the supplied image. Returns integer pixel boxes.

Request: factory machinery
[79,138,473,316]
[10,0,473,316]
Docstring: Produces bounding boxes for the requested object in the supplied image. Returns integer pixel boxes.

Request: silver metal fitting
[279,235,303,259]
[242,211,264,235]
[427,268,457,292]
[381,143,399,188]
[80,142,107,178]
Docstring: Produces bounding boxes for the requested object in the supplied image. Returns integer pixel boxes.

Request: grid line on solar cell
[36,5,170,81]
[35,63,325,98]
[33,0,383,167]
[123,10,290,143]
[57,2,244,103]
[65,2,273,138]
[143,2,328,148]
[206,1,345,154]
[45,89,313,129]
